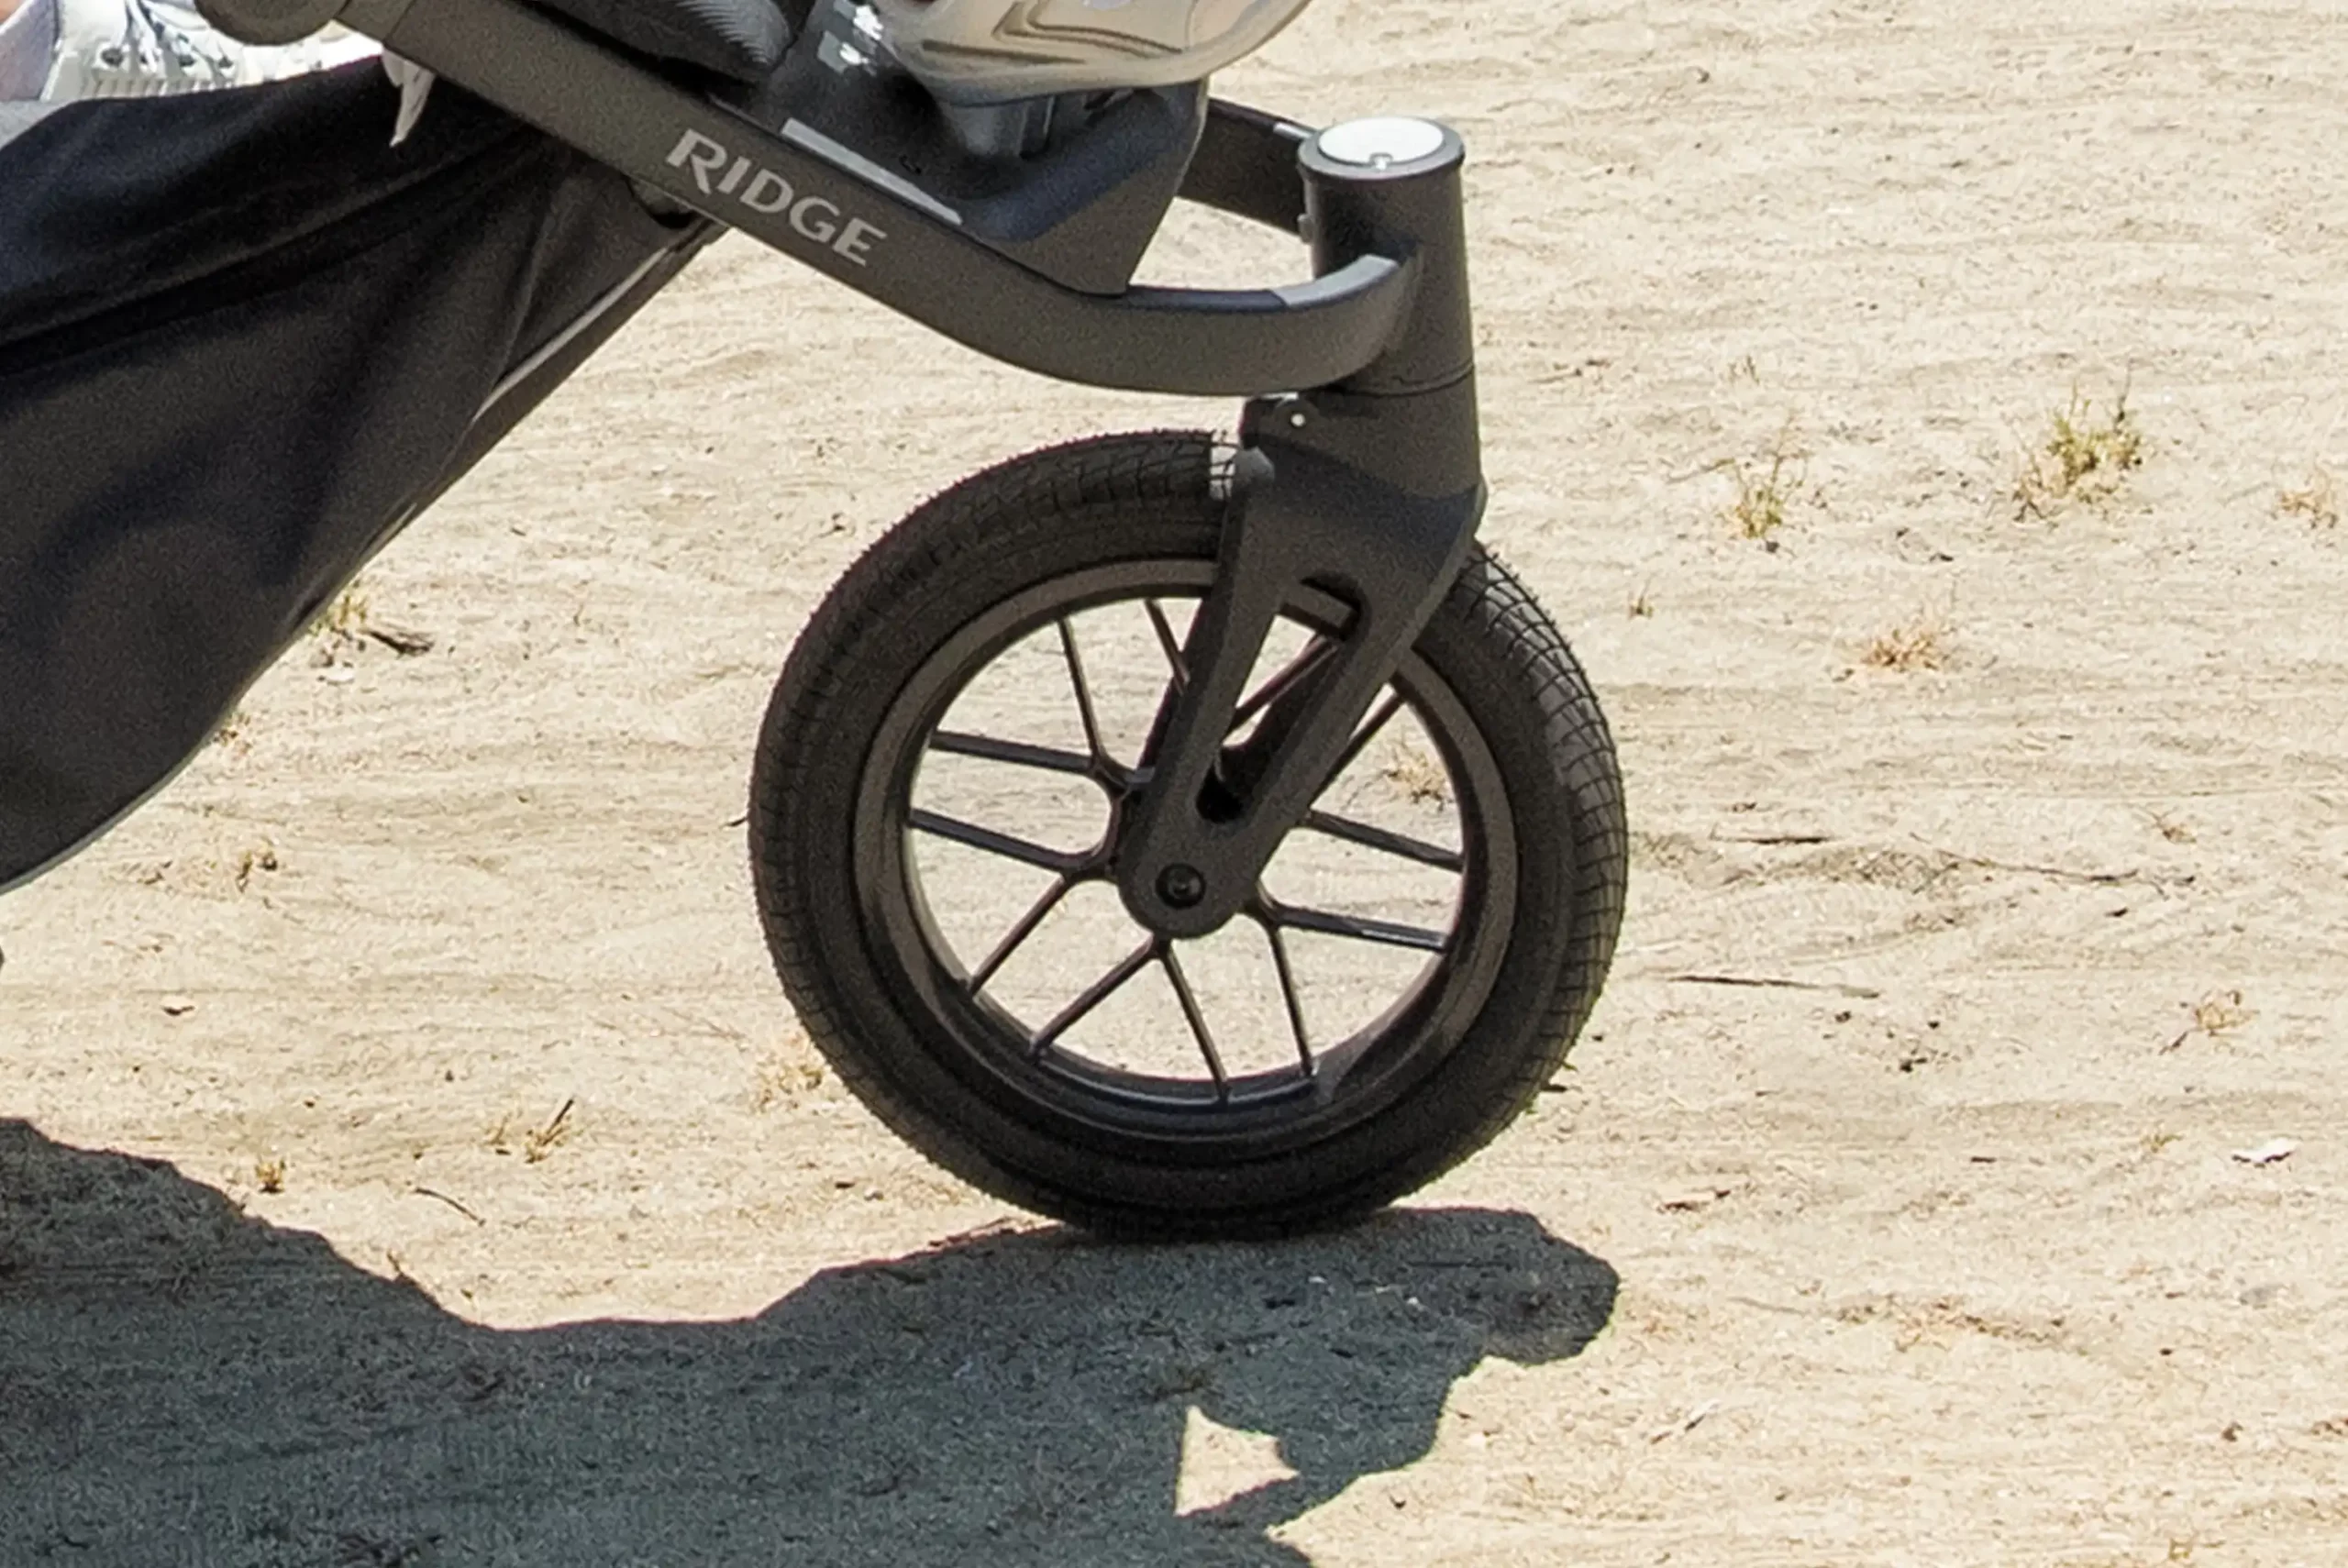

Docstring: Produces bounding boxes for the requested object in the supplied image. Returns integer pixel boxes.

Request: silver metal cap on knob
[1312,116,1451,171]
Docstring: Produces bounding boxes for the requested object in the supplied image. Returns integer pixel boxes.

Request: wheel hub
[1153,863,1207,910]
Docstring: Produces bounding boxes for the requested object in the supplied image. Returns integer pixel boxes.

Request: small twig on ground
[364,624,437,657]
[1648,1399,1722,1443]
[657,1004,750,1042]
[1661,973,1883,1000]
[1907,836,2145,887]
[413,1187,486,1226]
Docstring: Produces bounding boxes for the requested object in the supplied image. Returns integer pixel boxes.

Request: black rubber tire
[749,432,1626,1238]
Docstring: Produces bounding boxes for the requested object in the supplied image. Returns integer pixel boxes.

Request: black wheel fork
[1114,122,1487,940]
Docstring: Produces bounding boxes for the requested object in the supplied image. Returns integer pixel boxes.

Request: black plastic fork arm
[1110,122,1486,938]
[333,0,1414,397]
[1112,384,1484,940]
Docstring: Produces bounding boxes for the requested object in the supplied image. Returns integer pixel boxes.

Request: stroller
[0,0,1628,1237]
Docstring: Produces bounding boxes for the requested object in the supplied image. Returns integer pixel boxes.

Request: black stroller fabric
[0,65,684,891]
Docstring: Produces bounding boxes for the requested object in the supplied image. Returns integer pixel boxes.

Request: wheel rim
[852,558,1519,1157]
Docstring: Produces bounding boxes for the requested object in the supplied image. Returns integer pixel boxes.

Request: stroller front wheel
[749,432,1626,1237]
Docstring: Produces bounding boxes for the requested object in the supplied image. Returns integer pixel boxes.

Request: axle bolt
[1156,864,1206,910]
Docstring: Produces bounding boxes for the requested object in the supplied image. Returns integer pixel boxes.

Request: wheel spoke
[1301,809,1464,872]
[1231,635,1335,734]
[1265,923,1315,1077]
[1144,599,1191,690]
[1134,599,1193,773]
[967,876,1076,993]
[1270,900,1448,954]
[1315,690,1407,795]
[1030,939,1157,1056]
[1057,618,1111,767]
[909,809,1087,875]
[1160,945,1231,1098]
[930,729,1095,779]
[1135,607,1346,777]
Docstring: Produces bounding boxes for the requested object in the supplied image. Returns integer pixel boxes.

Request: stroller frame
[300,0,1490,938]
[4,0,1632,1235]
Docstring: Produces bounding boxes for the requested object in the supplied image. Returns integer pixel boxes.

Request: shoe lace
[91,0,238,84]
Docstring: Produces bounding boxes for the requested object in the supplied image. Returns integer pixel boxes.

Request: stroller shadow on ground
[0,1121,1617,1566]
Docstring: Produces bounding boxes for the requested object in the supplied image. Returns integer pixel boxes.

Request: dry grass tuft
[1861,611,1954,673]
[752,1055,828,1113]
[523,1099,575,1165]
[1722,417,1807,540]
[2187,989,2253,1035]
[486,1105,573,1160]
[309,581,371,643]
[1382,736,1452,807]
[211,708,254,756]
[2014,384,2143,519]
[233,843,280,893]
[2164,988,2253,1052]
[2277,467,2339,528]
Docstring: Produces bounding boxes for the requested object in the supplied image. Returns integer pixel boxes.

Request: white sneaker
[39,0,378,101]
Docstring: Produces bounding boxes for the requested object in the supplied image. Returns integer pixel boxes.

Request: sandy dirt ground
[7,1,2348,1562]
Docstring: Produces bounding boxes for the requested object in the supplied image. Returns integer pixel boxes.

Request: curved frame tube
[334,0,1419,396]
